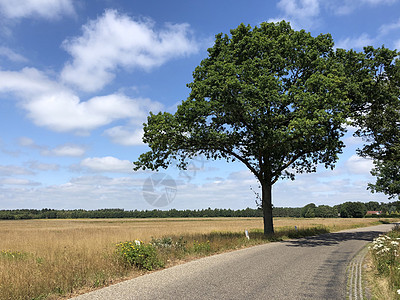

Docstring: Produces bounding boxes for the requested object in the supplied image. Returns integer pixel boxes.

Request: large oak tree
[134,21,351,234]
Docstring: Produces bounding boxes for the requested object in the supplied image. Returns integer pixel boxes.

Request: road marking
[347,246,368,300]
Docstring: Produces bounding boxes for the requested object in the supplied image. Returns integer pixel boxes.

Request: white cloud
[0,0,75,20]
[0,68,162,134]
[27,161,59,171]
[18,136,37,147]
[0,163,390,210]
[0,46,27,62]
[379,18,400,36]
[0,67,58,96]
[0,175,145,209]
[0,165,34,176]
[345,155,374,175]
[103,126,144,146]
[70,175,142,187]
[17,137,86,157]
[277,0,320,19]
[274,0,399,31]
[42,145,86,157]
[24,92,144,133]
[335,33,374,50]
[80,156,133,173]
[0,178,40,186]
[328,0,397,15]
[344,135,364,146]
[273,0,320,29]
[61,9,199,92]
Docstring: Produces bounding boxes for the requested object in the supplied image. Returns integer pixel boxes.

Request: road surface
[72,223,396,299]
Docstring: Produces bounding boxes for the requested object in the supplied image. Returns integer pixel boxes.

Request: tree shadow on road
[283,230,385,247]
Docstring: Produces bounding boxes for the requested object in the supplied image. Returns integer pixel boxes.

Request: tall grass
[0,217,386,299]
[367,224,400,299]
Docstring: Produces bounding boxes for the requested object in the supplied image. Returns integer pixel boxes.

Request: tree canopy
[134,21,355,234]
[345,47,400,199]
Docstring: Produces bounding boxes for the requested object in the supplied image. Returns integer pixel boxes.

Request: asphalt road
[72,223,396,300]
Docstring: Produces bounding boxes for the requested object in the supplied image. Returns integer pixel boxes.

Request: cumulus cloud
[24,92,143,133]
[0,68,162,134]
[345,155,374,175]
[271,0,320,29]
[80,156,133,173]
[0,0,75,20]
[277,0,320,20]
[61,9,199,92]
[103,126,144,146]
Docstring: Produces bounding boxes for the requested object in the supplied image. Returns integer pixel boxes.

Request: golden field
[0,217,391,299]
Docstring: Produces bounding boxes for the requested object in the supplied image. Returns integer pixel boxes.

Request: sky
[0,0,399,211]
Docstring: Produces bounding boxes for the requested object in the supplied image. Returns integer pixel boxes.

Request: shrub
[116,241,164,271]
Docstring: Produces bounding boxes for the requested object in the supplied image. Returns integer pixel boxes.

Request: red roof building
[366,211,382,215]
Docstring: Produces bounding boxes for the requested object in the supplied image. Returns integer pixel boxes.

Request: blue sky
[0,0,399,210]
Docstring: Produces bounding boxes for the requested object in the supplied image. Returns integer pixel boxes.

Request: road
[72,223,396,299]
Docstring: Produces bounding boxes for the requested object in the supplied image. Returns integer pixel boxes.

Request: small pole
[245,229,250,240]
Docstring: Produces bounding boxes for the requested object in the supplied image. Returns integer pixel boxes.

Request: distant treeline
[1,201,400,220]
[0,208,263,220]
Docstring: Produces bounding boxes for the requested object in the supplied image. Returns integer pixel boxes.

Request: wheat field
[0,217,387,299]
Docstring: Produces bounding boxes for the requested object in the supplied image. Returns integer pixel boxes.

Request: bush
[116,241,164,271]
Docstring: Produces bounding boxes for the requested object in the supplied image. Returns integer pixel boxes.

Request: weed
[193,240,211,254]
[116,241,164,271]
[0,250,30,260]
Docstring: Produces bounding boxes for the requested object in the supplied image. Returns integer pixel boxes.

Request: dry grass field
[0,217,391,299]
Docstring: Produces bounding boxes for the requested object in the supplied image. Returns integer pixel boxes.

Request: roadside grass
[365,224,400,299]
[0,217,390,299]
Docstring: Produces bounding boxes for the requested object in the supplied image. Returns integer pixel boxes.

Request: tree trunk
[262,181,274,235]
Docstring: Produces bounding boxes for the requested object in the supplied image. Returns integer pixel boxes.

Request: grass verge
[365,224,400,299]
